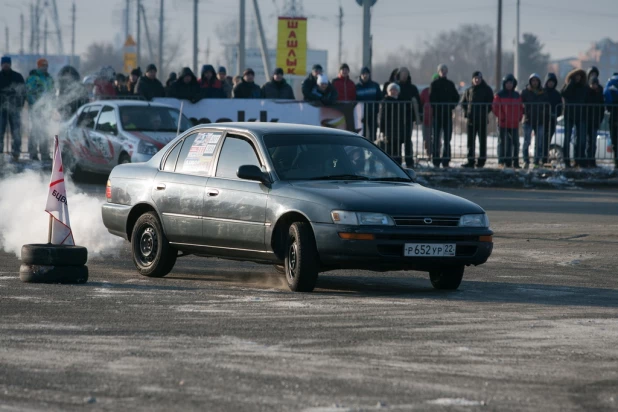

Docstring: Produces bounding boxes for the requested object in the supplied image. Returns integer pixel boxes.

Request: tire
[284,222,319,292]
[273,264,285,274]
[21,244,88,266]
[20,264,88,284]
[131,211,177,278]
[429,266,465,290]
[119,153,131,164]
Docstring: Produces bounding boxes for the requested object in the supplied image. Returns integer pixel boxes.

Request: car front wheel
[429,266,464,290]
[285,222,319,292]
[131,212,177,277]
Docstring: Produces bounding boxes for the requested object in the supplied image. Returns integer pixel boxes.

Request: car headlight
[458,214,489,227]
[331,211,394,226]
[137,140,158,156]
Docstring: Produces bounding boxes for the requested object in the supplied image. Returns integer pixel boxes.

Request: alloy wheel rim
[138,226,158,266]
[288,242,298,279]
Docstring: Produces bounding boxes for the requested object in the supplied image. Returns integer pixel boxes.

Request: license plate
[404,243,456,257]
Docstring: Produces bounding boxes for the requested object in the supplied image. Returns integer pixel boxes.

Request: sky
[1,0,617,77]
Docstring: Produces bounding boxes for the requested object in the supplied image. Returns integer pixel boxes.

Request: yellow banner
[123,35,137,74]
[276,17,307,76]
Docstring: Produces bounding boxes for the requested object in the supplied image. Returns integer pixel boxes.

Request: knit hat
[131,67,142,76]
[146,64,157,73]
[387,83,400,93]
[37,58,48,68]
[312,64,323,72]
[472,71,482,79]
[273,67,284,75]
[218,66,227,74]
[1,56,11,65]
[360,66,370,74]
[243,68,255,76]
[317,74,328,85]
[339,63,350,71]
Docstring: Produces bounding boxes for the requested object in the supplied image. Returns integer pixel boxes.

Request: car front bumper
[312,223,493,272]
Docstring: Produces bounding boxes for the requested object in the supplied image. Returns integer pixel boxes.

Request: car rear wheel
[131,212,177,278]
[284,222,319,292]
[429,266,464,290]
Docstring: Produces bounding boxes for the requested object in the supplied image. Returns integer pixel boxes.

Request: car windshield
[264,134,411,181]
[119,106,193,133]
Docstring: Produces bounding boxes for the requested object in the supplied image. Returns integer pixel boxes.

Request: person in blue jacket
[605,73,618,168]
[355,66,381,140]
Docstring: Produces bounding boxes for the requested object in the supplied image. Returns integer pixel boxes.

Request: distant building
[548,37,618,83]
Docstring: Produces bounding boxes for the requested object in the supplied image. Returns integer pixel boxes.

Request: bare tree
[81,43,124,76]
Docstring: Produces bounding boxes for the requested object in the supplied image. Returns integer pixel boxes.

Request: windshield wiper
[369,177,412,182]
[309,174,370,181]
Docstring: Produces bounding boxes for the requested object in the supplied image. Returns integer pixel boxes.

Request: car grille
[392,216,460,227]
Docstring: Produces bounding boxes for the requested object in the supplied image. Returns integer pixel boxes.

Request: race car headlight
[331,211,394,226]
[458,214,489,227]
[137,140,158,155]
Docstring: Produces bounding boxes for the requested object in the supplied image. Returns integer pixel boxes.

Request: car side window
[162,140,184,172]
[175,131,222,175]
[215,136,261,179]
[95,106,118,135]
[81,105,101,129]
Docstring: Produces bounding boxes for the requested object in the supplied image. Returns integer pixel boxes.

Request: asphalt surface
[1,183,618,412]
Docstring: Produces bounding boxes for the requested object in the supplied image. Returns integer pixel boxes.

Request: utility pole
[140,4,155,62]
[205,38,210,62]
[71,2,76,66]
[514,0,520,88]
[29,4,34,54]
[362,0,372,69]
[252,0,271,82]
[43,18,48,56]
[136,0,141,69]
[193,0,198,75]
[338,6,343,64]
[495,0,502,92]
[20,14,24,54]
[238,0,246,75]
[159,0,164,77]
[125,0,130,39]
[4,26,8,55]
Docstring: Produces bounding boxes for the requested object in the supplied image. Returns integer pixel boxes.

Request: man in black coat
[167,67,201,103]
[460,71,494,168]
[561,69,589,167]
[302,64,323,102]
[429,64,460,168]
[586,77,605,167]
[378,83,414,167]
[521,73,550,168]
[135,64,165,101]
[543,73,562,163]
[0,56,25,161]
[261,67,295,99]
[233,68,261,99]
[356,66,382,140]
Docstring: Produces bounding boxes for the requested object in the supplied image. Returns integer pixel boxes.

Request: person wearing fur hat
[0,55,26,162]
[135,64,165,100]
[521,73,549,168]
[492,74,524,168]
[233,68,261,99]
[356,66,381,140]
[460,71,494,168]
[585,77,605,167]
[261,67,295,99]
[561,68,589,168]
[429,64,460,168]
[332,63,356,102]
[25,58,55,161]
[378,82,414,167]
[198,64,226,99]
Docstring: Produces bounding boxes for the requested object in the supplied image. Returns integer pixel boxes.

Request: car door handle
[207,189,219,197]
[155,183,166,191]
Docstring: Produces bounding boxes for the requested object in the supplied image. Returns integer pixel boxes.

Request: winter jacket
[332,75,356,101]
[135,76,165,100]
[561,69,588,120]
[198,65,226,99]
[25,70,54,106]
[168,68,202,102]
[587,66,599,82]
[221,77,233,98]
[378,96,409,141]
[544,73,563,118]
[0,68,26,110]
[420,88,432,126]
[301,74,318,101]
[607,87,618,124]
[460,80,494,124]
[492,80,523,129]
[586,85,605,129]
[306,84,338,106]
[233,79,261,99]
[355,78,381,102]
[261,78,295,99]
[94,79,117,99]
[397,79,421,123]
[429,77,459,109]
[521,75,549,126]
[603,74,618,105]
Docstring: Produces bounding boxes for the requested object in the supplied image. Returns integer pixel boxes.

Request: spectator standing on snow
[420,74,439,158]
[261,67,295,99]
[332,63,356,102]
[521,73,549,168]
[356,66,382,140]
[233,68,261,99]
[302,64,323,101]
[586,77,605,168]
[605,73,618,168]
[26,58,55,161]
[168,67,201,103]
[460,71,494,168]
[560,69,588,168]
[429,64,460,168]
[0,55,25,162]
[378,83,414,167]
[198,65,226,99]
[135,64,165,101]
[396,67,421,163]
[543,73,562,163]
[492,74,524,168]
[128,68,141,94]
[217,66,233,98]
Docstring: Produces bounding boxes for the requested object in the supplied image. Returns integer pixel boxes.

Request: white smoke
[0,170,124,260]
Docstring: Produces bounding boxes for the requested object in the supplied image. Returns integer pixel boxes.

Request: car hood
[125,131,177,149]
[287,181,484,216]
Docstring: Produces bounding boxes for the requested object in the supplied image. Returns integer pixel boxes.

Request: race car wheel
[131,212,177,278]
[20,264,88,284]
[284,222,319,292]
[21,244,88,266]
[429,266,465,290]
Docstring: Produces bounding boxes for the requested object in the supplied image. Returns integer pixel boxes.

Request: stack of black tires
[20,244,89,284]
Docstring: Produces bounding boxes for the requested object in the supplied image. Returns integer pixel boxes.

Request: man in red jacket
[332,63,356,102]
[492,74,524,168]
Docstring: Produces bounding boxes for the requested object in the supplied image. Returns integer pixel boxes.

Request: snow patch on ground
[426,397,485,406]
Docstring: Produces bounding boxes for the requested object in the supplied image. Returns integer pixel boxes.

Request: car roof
[87,100,176,109]
[190,122,361,138]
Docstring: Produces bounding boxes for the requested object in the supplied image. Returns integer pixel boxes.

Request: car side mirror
[237,165,270,185]
[405,168,416,182]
